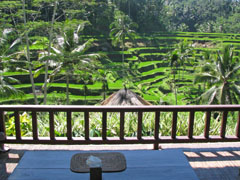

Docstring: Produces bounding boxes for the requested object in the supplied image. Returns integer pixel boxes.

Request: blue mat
[9,149,199,180]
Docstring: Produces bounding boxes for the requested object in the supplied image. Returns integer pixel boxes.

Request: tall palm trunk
[122,38,126,89]
[103,80,107,100]
[66,73,70,104]
[43,0,58,105]
[84,83,87,105]
[122,39,125,77]
[173,72,178,105]
[22,0,38,105]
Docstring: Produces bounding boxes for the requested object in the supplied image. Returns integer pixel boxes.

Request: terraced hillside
[2,32,240,105]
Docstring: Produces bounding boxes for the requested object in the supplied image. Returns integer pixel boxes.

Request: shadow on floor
[0,149,25,180]
[183,147,240,180]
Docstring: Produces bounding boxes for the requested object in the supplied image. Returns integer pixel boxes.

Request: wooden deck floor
[1,142,240,180]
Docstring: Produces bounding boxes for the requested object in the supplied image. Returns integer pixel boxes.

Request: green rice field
[2,31,240,105]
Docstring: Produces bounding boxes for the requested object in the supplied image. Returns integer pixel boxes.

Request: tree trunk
[122,39,125,77]
[84,83,87,105]
[43,0,58,105]
[103,81,106,100]
[66,74,70,104]
[173,70,178,105]
[22,0,38,105]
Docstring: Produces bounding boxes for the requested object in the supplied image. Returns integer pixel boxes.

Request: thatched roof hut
[101,88,151,106]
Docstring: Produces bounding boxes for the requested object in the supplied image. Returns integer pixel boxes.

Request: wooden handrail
[0,105,240,150]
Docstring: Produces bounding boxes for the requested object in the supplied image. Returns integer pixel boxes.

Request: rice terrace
[2,32,240,105]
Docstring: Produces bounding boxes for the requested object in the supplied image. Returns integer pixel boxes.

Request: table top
[8,149,199,180]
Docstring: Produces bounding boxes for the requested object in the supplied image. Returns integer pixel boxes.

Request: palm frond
[231,84,240,96]
[72,38,94,53]
[0,85,24,100]
[226,64,240,79]
[199,86,217,104]
[4,76,20,84]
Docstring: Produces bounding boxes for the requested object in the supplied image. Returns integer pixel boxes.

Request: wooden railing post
[0,110,9,152]
[14,111,21,140]
[120,112,125,140]
[85,111,89,140]
[204,111,211,139]
[220,111,228,138]
[188,111,195,139]
[49,111,55,141]
[67,111,72,140]
[236,111,240,138]
[137,111,143,140]
[32,111,38,140]
[154,111,160,150]
[171,111,178,139]
[102,112,107,140]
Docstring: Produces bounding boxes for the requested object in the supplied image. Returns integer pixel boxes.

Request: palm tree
[0,29,24,100]
[167,39,195,105]
[169,39,194,80]
[48,21,101,104]
[0,70,23,100]
[195,45,240,104]
[94,69,113,100]
[109,10,137,87]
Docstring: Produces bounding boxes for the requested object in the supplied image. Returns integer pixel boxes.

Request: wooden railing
[0,105,240,150]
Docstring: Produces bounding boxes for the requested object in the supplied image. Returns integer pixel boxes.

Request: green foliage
[5,112,32,136]
[195,45,240,104]
[110,10,137,48]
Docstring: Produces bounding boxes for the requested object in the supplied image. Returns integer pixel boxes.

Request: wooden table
[8,149,199,180]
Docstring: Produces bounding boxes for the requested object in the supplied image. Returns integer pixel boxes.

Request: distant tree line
[1,0,240,35]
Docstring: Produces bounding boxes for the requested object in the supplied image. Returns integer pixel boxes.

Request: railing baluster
[154,111,160,150]
[67,111,72,140]
[102,112,107,140]
[49,111,55,140]
[188,111,195,139]
[236,111,240,138]
[204,111,211,138]
[220,111,228,138]
[85,111,89,140]
[137,111,143,140]
[171,111,177,139]
[32,111,38,140]
[0,111,5,135]
[120,112,125,140]
[14,111,21,140]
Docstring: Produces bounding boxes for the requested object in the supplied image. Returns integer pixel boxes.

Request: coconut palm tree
[0,70,23,100]
[169,39,194,80]
[109,10,137,86]
[47,21,101,104]
[194,45,240,104]
[0,29,24,100]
